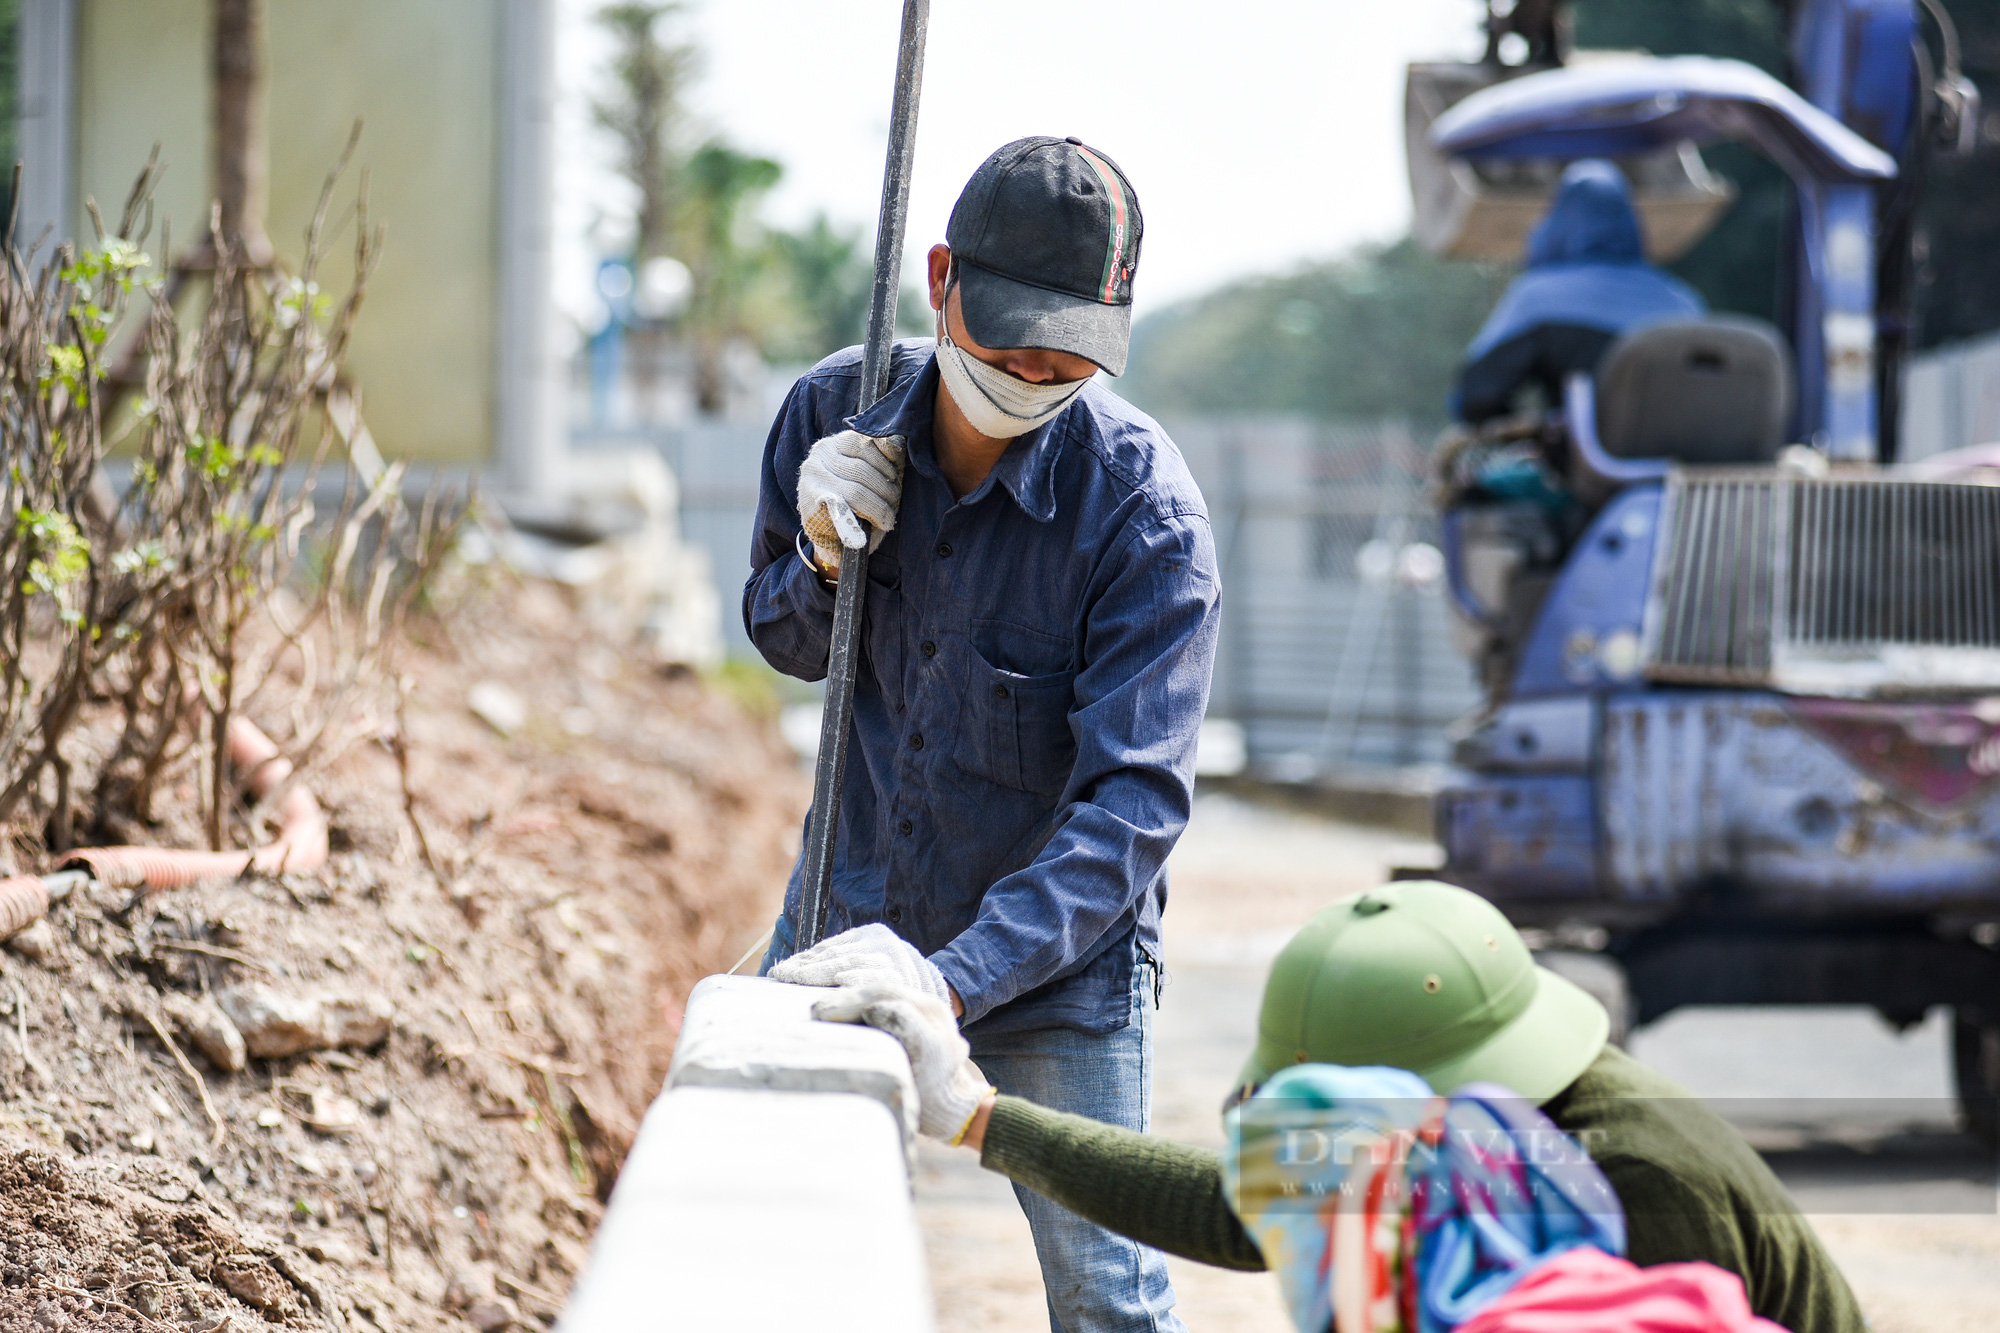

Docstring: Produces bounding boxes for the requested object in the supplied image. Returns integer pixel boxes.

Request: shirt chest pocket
[865,576,904,699]
[954,620,1077,796]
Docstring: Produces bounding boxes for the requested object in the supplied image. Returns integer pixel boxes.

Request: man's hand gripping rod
[798,0,930,953]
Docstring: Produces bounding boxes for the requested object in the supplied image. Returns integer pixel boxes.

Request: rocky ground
[0,576,806,1331]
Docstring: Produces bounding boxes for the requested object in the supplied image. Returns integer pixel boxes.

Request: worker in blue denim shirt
[746,138,1217,1333]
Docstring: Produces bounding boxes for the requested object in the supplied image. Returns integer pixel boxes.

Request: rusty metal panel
[1599,691,2000,912]
[1599,695,1727,900]
[1437,774,1599,901]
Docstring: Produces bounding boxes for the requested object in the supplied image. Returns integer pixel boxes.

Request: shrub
[0,146,454,853]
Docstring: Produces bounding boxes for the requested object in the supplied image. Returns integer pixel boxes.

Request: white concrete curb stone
[667,974,920,1150]
[556,976,936,1333]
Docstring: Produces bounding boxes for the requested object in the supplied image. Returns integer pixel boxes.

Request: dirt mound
[0,578,806,1330]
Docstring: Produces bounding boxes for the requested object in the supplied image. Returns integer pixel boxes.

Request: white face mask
[935,324,1089,439]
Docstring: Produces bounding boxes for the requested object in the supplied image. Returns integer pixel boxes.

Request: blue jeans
[967,963,1186,1333]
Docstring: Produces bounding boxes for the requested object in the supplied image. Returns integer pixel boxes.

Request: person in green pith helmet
[799,880,1867,1333]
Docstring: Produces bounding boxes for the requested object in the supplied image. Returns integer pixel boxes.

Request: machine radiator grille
[1789,480,2000,648]
[1647,475,1782,681]
[1644,473,2000,692]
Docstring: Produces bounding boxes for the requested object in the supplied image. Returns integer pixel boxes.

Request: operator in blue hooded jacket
[1453,159,1706,423]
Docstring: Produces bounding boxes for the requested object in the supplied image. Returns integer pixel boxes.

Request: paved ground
[913,791,2000,1332]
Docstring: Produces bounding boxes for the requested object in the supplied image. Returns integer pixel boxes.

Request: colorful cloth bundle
[1409,1083,1625,1331]
[1224,1065,1624,1333]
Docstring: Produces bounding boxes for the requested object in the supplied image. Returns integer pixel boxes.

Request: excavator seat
[1565,317,1794,495]
[1598,317,1793,461]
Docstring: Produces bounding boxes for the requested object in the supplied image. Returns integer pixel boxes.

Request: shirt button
[994,684,1010,699]
[910,733,925,750]
[898,819,913,835]
[936,542,953,558]
[922,640,937,658]
[886,905,903,924]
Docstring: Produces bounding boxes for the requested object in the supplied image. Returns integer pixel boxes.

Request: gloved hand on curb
[813,983,995,1143]
[797,430,906,571]
[769,923,954,1009]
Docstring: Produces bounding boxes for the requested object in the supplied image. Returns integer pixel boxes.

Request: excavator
[1409,0,2000,1142]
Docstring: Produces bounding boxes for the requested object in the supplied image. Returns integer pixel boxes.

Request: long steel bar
[797,0,930,953]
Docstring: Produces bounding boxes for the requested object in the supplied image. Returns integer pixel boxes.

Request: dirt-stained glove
[813,983,995,1143]
[796,429,906,568]
[768,923,953,1008]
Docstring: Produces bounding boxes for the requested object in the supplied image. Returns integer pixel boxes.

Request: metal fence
[627,408,1482,774]
[1168,417,1481,774]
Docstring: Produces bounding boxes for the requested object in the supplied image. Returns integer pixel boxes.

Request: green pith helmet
[1236,880,1608,1104]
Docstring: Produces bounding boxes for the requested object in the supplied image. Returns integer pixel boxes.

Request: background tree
[592,1,695,264]
[1118,239,1511,428]
[592,3,879,411]
[675,141,781,412]
[764,214,872,365]
[209,0,273,265]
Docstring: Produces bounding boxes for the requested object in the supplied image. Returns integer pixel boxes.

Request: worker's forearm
[931,792,1183,1023]
[976,1095,1266,1272]
[741,544,838,680]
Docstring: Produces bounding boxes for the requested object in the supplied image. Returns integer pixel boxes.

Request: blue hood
[1459,159,1705,369]
[1525,160,1644,267]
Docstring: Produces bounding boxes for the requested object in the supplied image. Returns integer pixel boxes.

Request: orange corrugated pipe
[61,716,329,891]
[0,876,48,939]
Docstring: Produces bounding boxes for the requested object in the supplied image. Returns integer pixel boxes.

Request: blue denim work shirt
[744,339,1220,1036]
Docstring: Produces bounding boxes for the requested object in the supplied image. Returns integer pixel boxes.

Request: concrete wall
[557,975,935,1332]
[1902,330,2000,462]
[70,0,505,465]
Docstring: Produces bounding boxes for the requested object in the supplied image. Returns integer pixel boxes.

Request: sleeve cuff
[781,535,839,614]
[977,1094,1054,1177]
[794,529,840,592]
[929,933,1012,1027]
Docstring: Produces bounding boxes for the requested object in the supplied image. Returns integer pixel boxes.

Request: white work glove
[814,983,995,1143]
[768,923,953,1009]
[796,429,906,569]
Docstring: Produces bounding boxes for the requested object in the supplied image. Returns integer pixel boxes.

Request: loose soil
[0,577,806,1331]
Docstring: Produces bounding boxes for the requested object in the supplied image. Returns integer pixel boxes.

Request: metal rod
[797,0,930,953]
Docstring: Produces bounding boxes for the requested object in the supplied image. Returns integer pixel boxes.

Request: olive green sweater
[979,1046,1865,1333]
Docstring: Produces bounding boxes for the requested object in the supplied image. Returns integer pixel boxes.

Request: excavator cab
[1440,315,1794,692]
[1409,5,2000,1145]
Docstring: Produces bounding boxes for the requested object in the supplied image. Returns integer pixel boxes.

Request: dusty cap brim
[956,260,1132,376]
[1234,964,1609,1106]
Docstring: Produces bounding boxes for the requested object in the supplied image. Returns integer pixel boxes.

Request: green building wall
[73,0,503,466]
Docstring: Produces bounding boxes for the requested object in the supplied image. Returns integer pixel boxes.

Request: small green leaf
[40,345,87,401]
[16,508,90,596]
[111,540,174,574]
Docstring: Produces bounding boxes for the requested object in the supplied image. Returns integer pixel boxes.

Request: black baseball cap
[945,136,1143,375]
